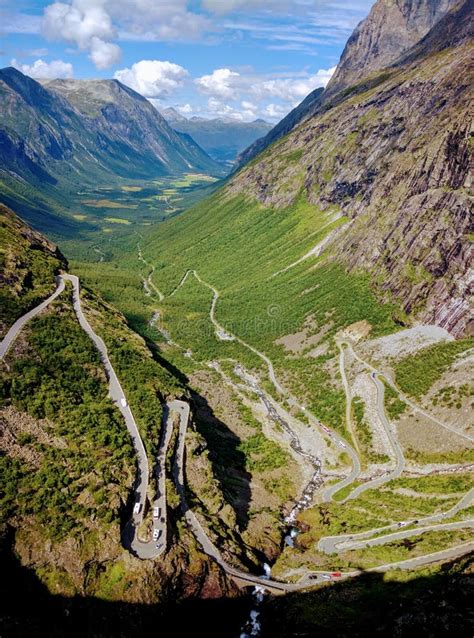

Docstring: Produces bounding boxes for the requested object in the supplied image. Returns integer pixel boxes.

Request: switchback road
[3,273,473,594]
[319,487,474,553]
[345,341,474,444]
[0,276,65,360]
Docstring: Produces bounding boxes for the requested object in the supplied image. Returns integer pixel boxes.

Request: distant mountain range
[161,107,272,164]
[0,69,223,235]
[236,0,461,168]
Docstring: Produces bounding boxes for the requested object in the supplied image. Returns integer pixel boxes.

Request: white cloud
[114,60,189,98]
[40,0,212,57]
[191,64,335,121]
[89,36,121,69]
[195,68,240,100]
[177,103,193,114]
[202,0,288,12]
[42,0,119,69]
[263,103,289,120]
[111,0,211,41]
[11,57,74,79]
[203,0,373,16]
[254,65,336,101]
[206,97,247,121]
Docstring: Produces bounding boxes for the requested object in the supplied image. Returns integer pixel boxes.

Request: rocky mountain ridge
[228,3,473,336]
[0,68,222,234]
[41,78,220,175]
[325,0,460,97]
[237,0,462,168]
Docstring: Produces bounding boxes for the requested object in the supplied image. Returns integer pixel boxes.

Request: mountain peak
[325,0,460,97]
[0,65,59,110]
[160,107,189,122]
[40,77,152,117]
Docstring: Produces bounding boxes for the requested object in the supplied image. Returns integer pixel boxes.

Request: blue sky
[0,1,374,121]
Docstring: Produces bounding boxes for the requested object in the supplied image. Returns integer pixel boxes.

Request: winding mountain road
[0,276,65,360]
[327,520,474,553]
[169,398,346,593]
[337,342,359,454]
[3,273,474,594]
[171,269,362,503]
[345,341,474,444]
[0,272,155,557]
[319,487,474,554]
[336,371,406,503]
[138,244,164,301]
[64,275,150,533]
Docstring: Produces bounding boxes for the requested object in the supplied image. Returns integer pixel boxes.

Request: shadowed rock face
[324,0,460,98]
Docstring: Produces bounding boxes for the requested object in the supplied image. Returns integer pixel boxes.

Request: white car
[133,502,141,515]
[153,507,160,519]
[120,398,127,408]
[153,529,161,541]
[397,521,410,528]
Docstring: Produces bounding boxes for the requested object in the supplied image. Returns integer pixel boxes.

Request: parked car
[153,529,160,541]
[133,502,141,515]
[153,507,160,519]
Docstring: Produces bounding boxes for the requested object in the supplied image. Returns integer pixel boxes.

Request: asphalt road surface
[319,487,474,553]
[186,271,362,505]
[0,276,65,360]
[345,341,474,444]
[337,372,407,503]
[169,398,338,592]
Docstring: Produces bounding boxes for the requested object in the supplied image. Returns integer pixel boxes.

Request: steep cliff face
[237,0,461,169]
[324,0,459,97]
[41,78,222,176]
[227,9,473,336]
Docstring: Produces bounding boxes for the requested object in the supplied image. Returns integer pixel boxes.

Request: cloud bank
[11,57,74,79]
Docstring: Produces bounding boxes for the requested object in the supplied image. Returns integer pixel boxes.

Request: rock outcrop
[227,3,474,336]
[237,0,462,169]
[325,0,460,98]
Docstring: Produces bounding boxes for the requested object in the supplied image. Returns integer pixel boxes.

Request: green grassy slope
[129,192,398,430]
[0,204,67,335]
